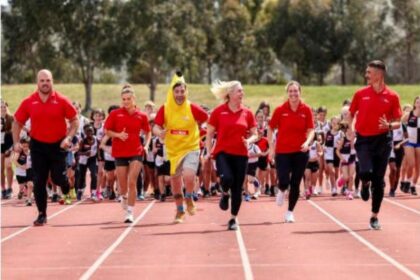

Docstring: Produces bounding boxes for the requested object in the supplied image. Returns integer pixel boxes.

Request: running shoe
[160,194,166,202]
[69,188,77,200]
[1,189,7,199]
[91,193,99,202]
[25,199,32,206]
[33,213,47,226]
[402,182,410,193]
[410,186,417,196]
[192,192,199,202]
[203,189,210,198]
[174,211,186,223]
[276,190,285,206]
[51,193,59,203]
[109,191,116,200]
[124,211,134,223]
[137,194,145,201]
[59,194,72,205]
[219,193,230,211]
[270,186,275,197]
[346,192,353,200]
[17,191,24,200]
[185,197,197,215]
[264,185,270,195]
[305,189,311,200]
[210,186,218,196]
[244,194,251,202]
[227,218,238,231]
[96,191,104,200]
[331,187,338,197]
[77,189,83,201]
[361,182,370,201]
[284,211,295,223]
[389,189,396,197]
[369,217,381,230]
[354,190,361,199]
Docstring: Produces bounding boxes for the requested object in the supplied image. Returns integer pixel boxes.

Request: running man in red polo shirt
[206,80,258,230]
[349,60,402,230]
[268,81,314,223]
[104,84,151,223]
[12,69,79,226]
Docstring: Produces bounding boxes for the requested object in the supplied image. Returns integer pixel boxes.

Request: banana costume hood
[164,72,200,175]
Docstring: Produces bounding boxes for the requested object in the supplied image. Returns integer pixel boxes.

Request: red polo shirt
[14,91,77,143]
[154,103,208,127]
[208,103,257,156]
[104,107,150,158]
[269,101,314,153]
[349,85,402,136]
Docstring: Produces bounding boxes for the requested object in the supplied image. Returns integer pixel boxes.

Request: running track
[2,189,420,280]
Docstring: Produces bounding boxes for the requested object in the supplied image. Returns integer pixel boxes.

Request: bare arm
[267,126,275,162]
[152,124,166,139]
[12,120,23,152]
[301,128,315,152]
[205,124,216,160]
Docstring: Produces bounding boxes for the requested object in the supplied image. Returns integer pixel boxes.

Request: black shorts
[1,133,13,155]
[247,162,258,177]
[115,156,143,167]
[104,160,116,171]
[16,169,32,184]
[97,149,105,162]
[306,161,320,173]
[389,142,404,168]
[257,156,268,171]
[326,151,340,168]
[156,161,170,176]
[144,161,155,169]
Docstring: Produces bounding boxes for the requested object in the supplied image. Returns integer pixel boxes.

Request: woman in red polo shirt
[104,85,151,223]
[268,81,315,223]
[205,80,257,231]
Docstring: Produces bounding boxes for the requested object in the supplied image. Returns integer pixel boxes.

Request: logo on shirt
[282,113,289,117]
[362,97,371,100]
[221,111,229,115]
[300,114,306,118]
[170,129,189,135]
[31,101,39,105]
[117,114,124,117]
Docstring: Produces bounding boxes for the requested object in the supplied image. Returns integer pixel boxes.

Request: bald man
[12,69,79,226]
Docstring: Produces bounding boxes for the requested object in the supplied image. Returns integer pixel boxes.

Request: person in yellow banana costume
[153,71,208,223]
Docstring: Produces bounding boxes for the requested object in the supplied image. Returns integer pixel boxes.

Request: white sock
[127,206,133,213]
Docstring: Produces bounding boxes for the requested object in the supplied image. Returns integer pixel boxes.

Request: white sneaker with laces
[284,211,295,223]
[124,211,134,223]
[276,190,285,206]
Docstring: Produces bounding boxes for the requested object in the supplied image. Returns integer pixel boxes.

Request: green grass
[1,84,418,117]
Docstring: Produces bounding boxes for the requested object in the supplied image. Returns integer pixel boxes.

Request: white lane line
[384,198,420,216]
[80,201,155,280]
[308,200,420,280]
[236,219,254,280]
[1,199,86,243]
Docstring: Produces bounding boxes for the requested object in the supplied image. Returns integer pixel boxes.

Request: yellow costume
[164,73,200,175]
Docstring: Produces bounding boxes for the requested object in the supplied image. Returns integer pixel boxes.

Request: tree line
[2,0,420,110]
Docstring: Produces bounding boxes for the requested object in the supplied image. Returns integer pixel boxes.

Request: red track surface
[2,187,420,280]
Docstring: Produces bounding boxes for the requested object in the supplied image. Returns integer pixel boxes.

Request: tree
[391,0,420,83]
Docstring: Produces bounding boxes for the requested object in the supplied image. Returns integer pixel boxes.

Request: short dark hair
[368,60,386,72]
[316,106,327,114]
[172,82,186,90]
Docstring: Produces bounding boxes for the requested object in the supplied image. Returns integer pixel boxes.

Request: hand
[378,114,389,130]
[242,137,249,148]
[268,149,275,164]
[60,137,71,150]
[118,128,128,141]
[301,142,309,152]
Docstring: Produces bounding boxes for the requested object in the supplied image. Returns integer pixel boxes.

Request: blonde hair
[285,80,301,92]
[210,80,241,101]
[121,84,134,94]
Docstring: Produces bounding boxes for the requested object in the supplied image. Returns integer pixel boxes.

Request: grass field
[1,84,418,117]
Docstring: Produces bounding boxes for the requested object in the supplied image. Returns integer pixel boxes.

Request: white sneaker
[276,190,285,206]
[121,196,128,211]
[124,211,133,223]
[284,211,295,223]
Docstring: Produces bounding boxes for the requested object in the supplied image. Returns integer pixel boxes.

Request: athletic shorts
[257,156,268,171]
[341,154,356,166]
[144,161,155,169]
[16,169,32,184]
[115,156,143,167]
[406,142,420,148]
[306,161,319,173]
[326,152,340,168]
[156,161,170,176]
[104,160,116,171]
[247,162,258,177]
[389,148,404,168]
[173,150,200,177]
